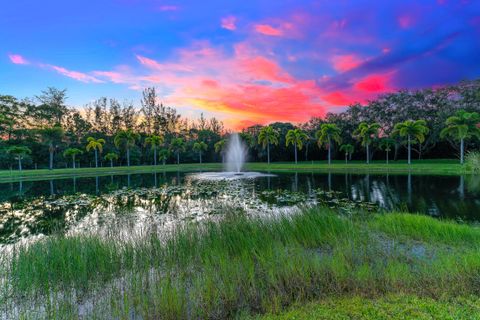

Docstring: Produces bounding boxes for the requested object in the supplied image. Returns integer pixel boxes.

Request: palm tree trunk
[460,138,464,164]
[328,137,331,165]
[110,159,113,168]
[95,149,98,168]
[154,147,157,166]
[73,155,76,169]
[386,150,389,165]
[199,152,202,164]
[267,143,270,164]
[18,158,22,171]
[345,153,348,164]
[177,152,180,165]
[407,135,411,165]
[294,142,298,164]
[127,148,130,167]
[366,144,369,164]
[49,144,54,170]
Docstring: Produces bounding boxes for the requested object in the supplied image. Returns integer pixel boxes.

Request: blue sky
[1,0,479,128]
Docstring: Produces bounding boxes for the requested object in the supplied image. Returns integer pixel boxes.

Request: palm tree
[193,141,208,164]
[145,134,164,166]
[86,137,105,168]
[440,110,480,164]
[39,126,64,170]
[158,149,170,165]
[392,120,429,165]
[286,128,308,164]
[353,122,381,164]
[170,138,185,164]
[258,126,280,164]
[7,146,31,171]
[339,144,354,164]
[63,148,83,169]
[378,138,396,164]
[104,152,119,168]
[114,129,140,167]
[214,139,227,162]
[316,124,342,164]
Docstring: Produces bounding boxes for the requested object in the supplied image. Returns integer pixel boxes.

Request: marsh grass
[3,207,480,319]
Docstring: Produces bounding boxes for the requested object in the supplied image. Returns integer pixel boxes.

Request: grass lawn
[4,206,480,319]
[0,159,468,182]
[256,295,480,320]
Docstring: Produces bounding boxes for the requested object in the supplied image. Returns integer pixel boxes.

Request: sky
[1,0,480,129]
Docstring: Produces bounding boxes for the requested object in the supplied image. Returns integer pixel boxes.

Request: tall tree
[440,110,480,164]
[39,126,64,170]
[258,126,280,164]
[315,123,342,164]
[214,139,227,162]
[378,138,396,164]
[339,144,354,164]
[104,152,119,168]
[193,141,208,164]
[392,120,429,165]
[145,134,164,166]
[7,146,31,171]
[86,137,105,168]
[158,149,170,165]
[35,87,68,125]
[170,138,185,164]
[353,122,381,164]
[114,129,140,167]
[286,128,308,164]
[63,148,83,169]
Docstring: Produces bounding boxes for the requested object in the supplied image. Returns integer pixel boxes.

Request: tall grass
[3,207,480,319]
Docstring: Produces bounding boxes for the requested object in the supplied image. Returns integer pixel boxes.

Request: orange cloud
[221,16,237,31]
[254,24,283,36]
[322,92,354,106]
[331,54,363,72]
[8,54,29,65]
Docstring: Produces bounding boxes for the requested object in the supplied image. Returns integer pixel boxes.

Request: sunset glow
[2,0,479,128]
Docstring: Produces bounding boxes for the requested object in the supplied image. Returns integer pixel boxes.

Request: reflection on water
[0,171,479,245]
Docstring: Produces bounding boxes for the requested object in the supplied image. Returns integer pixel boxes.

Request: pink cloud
[355,73,393,93]
[331,54,363,72]
[254,24,283,36]
[398,15,414,29]
[8,54,29,65]
[221,16,237,31]
[158,5,178,11]
[49,65,103,83]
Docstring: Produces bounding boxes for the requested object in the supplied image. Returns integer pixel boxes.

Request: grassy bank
[0,159,468,182]
[3,206,480,319]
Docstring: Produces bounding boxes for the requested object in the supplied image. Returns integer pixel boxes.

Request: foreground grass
[257,295,480,320]
[3,207,480,318]
[0,159,467,183]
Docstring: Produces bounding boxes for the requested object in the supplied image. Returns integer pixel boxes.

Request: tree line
[1,80,479,170]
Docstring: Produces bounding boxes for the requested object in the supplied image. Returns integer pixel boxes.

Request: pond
[1,171,479,245]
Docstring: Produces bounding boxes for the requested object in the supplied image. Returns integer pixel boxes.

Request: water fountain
[225,133,247,174]
[192,133,274,180]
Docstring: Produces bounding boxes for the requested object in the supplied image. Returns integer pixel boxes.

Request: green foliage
[393,120,429,144]
[353,122,381,147]
[6,145,31,158]
[144,134,164,149]
[214,139,226,154]
[339,144,354,155]
[193,141,208,152]
[114,130,139,150]
[104,152,119,162]
[85,137,105,153]
[258,126,280,149]
[465,151,480,173]
[440,110,480,142]
[378,138,395,151]
[315,124,342,149]
[285,128,308,150]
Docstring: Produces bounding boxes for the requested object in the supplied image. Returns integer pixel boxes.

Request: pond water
[1,171,479,245]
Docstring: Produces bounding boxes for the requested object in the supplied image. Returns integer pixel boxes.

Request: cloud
[158,5,178,11]
[8,54,29,65]
[254,24,283,36]
[48,65,104,83]
[221,16,237,31]
[331,54,363,72]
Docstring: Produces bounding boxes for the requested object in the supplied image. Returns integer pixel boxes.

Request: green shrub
[465,151,480,173]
